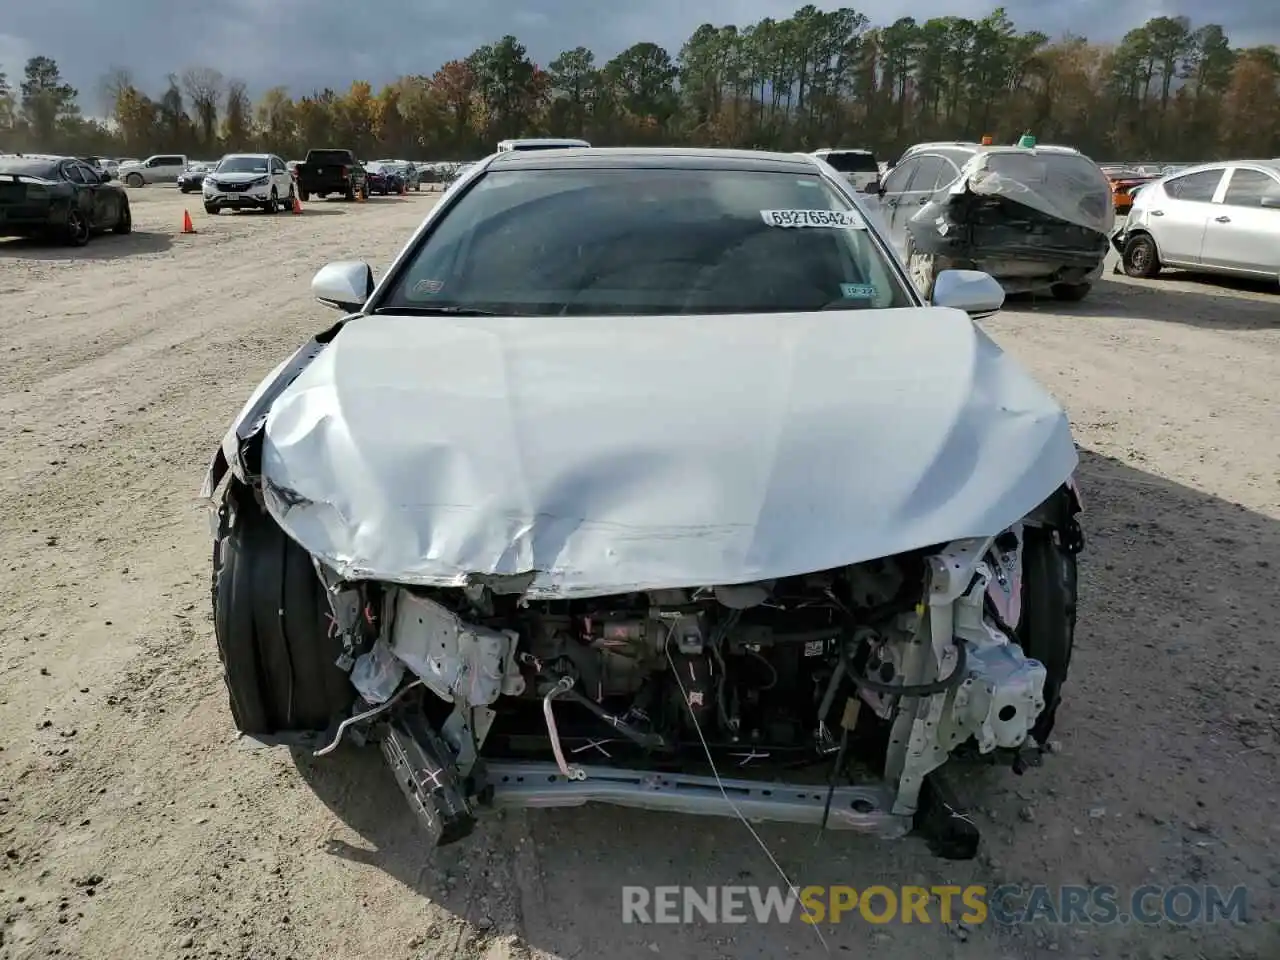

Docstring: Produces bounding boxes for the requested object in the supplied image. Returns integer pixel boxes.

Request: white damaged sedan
[203,148,1084,857]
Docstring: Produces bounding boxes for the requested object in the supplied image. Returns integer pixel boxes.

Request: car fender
[200,316,356,501]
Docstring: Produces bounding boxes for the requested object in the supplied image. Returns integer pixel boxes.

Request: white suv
[203,154,295,214]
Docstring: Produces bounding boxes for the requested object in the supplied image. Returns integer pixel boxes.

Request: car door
[76,162,116,225]
[270,156,290,196]
[1146,168,1224,264]
[886,155,949,253]
[58,161,99,224]
[877,158,921,249]
[1198,167,1280,277]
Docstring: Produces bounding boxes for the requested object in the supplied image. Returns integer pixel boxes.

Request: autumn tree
[182,67,224,150]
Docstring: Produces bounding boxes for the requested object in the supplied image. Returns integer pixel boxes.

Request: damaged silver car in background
[203,147,1084,860]
[871,139,1115,303]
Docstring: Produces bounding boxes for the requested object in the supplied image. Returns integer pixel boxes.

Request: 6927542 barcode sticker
[760,208,866,229]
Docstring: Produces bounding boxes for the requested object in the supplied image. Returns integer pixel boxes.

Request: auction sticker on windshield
[760,209,866,229]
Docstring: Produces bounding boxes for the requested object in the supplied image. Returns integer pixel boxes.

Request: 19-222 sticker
[760,209,866,229]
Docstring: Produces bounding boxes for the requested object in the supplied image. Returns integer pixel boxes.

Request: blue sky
[1,0,1274,109]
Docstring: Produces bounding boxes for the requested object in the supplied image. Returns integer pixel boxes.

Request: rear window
[381,167,911,316]
[982,153,1111,201]
[0,159,59,179]
[307,151,353,164]
[822,152,879,174]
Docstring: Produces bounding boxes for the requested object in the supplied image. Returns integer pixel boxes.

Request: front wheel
[113,201,133,235]
[1050,282,1092,302]
[212,482,354,736]
[264,188,278,214]
[204,203,219,215]
[1121,233,1161,278]
[64,208,91,247]
[125,173,144,188]
[1018,519,1079,745]
[300,189,311,202]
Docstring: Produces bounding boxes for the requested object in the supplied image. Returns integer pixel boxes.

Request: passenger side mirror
[931,269,1005,320]
[1260,195,1280,209]
[863,181,881,195]
[313,261,375,312]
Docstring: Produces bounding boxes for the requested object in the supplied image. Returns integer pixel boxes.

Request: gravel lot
[0,187,1276,960]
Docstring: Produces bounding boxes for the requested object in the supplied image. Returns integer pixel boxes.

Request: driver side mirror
[931,269,1005,320]
[1261,195,1280,209]
[312,261,375,312]
[863,180,882,195]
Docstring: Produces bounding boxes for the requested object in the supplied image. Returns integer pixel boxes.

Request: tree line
[1,6,1277,164]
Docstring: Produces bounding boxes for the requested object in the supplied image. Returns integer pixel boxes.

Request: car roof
[1162,159,1280,177]
[812,147,875,156]
[487,146,822,175]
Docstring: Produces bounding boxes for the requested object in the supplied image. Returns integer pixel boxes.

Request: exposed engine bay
[319,495,1080,856]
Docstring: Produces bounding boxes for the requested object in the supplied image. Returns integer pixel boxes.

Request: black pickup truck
[296,148,368,201]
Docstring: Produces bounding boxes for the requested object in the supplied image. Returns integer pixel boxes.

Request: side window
[76,163,101,183]
[881,158,918,195]
[1222,169,1278,208]
[1165,169,1222,203]
[906,156,947,193]
[62,163,87,183]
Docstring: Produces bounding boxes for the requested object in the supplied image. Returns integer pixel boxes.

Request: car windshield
[218,156,268,174]
[366,163,385,173]
[379,166,912,316]
[823,152,879,174]
[0,159,59,179]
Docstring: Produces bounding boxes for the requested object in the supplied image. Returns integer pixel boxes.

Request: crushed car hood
[257,310,1077,597]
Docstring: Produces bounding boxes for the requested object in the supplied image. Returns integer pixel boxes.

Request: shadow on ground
[291,448,1280,960]
[1017,272,1277,331]
[0,230,173,261]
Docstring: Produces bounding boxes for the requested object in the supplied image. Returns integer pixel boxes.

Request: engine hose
[849,636,968,697]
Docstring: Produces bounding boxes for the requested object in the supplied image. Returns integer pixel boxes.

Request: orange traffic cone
[181,210,196,234]
[292,193,303,215]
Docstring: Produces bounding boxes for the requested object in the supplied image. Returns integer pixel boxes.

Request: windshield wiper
[369,305,505,317]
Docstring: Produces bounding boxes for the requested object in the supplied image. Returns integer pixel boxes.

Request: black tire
[360,183,369,201]
[113,201,132,235]
[1121,233,1161,278]
[125,172,144,188]
[64,208,91,247]
[212,483,354,736]
[344,184,356,202]
[1050,282,1092,302]
[180,186,190,194]
[265,188,278,214]
[300,189,311,202]
[1017,524,1078,746]
[204,203,219,215]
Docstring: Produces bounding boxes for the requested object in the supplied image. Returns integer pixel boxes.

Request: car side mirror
[1260,195,1280,209]
[863,181,882,195]
[931,269,1005,319]
[312,261,375,312]
[99,171,113,183]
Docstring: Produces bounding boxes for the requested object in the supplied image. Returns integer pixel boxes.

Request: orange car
[1103,167,1157,214]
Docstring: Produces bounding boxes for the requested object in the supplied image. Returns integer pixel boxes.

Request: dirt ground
[0,186,1276,960]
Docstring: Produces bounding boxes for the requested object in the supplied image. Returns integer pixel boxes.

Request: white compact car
[1114,159,1280,284]
[203,153,296,214]
[203,148,1084,860]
